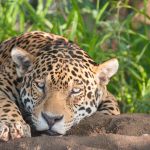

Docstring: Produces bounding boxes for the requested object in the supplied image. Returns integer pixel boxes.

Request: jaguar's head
[11,44,118,135]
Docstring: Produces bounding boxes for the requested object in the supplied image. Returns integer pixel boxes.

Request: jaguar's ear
[11,47,34,77]
[94,58,119,85]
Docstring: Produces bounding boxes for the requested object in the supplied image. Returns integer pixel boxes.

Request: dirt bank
[0,113,150,150]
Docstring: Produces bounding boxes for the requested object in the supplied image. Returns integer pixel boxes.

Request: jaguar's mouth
[43,129,62,136]
[31,128,62,136]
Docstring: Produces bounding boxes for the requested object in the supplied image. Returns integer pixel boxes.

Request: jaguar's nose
[41,112,63,128]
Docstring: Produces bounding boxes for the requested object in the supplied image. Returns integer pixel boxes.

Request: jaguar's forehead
[35,40,96,65]
[28,40,97,81]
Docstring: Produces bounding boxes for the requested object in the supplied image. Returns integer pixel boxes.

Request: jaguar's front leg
[0,97,31,141]
[98,91,120,115]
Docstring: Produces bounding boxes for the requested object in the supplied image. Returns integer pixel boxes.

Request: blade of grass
[96,1,109,24]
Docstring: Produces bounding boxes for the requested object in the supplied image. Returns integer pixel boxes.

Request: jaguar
[0,31,120,141]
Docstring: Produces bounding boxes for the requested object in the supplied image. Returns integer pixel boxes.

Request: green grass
[0,0,149,113]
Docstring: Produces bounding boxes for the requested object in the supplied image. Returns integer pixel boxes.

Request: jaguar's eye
[37,82,45,89]
[71,88,81,94]
[35,79,45,90]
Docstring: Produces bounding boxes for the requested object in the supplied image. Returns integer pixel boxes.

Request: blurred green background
[0,0,150,113]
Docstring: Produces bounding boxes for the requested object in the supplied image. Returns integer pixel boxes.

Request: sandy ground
[0,112,150,150]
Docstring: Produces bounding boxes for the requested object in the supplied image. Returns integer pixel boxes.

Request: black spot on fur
[95,88,99,101]
[1,114,7,117]
[88,60,97,65]
[42,68,46,72]
[17,110,21,115]
[16,77,23,83]
[98,108,109,111]
[85,72,89,78]
[3,104,11,107]
[10,119,15,122]
[71,70,76,76]
[87,92,92,99]
[3,109,10,113]
[108,107,115,110]
[86,107,92,114]
[103,100,112,103]
[24,98,30,105]
[88,86,91,90]
[1,118,7,120]
[73,67,78,72]
[21,89,26,96]
[79,107,85,111]
[12,114,18,117]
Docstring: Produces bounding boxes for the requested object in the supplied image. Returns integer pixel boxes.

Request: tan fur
[0,31,120,139]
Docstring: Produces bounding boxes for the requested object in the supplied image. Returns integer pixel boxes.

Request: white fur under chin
[51,118,66,135]
[35,114,49,131]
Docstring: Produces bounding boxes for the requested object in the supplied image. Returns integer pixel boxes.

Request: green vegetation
[0,0,149,113]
